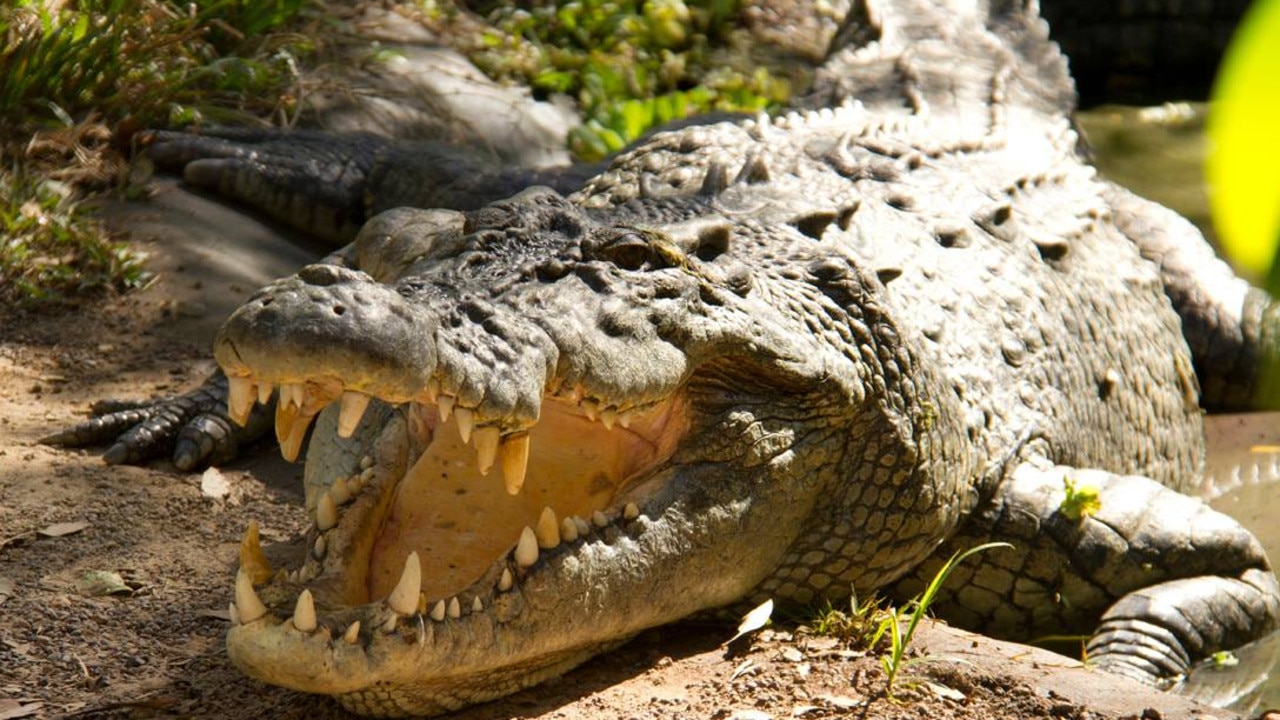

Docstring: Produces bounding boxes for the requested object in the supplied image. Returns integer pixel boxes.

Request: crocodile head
[213,186,935,716]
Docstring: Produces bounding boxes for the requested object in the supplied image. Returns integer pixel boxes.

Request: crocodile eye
[590,232,651,271]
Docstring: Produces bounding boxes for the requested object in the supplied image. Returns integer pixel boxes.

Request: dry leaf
[37,521,89,538]
[0,699,44,720]
[924,681,966,701]
[726,598,773,645]
[80,570,133,597]
[201,467,230,499]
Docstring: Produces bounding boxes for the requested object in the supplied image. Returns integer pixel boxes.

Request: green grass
[1,0,312,309]
[806,542,1014,699]
[0,171,150,310]
[458,0,792,160]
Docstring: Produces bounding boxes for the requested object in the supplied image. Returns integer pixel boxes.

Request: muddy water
[1079,103,1280,708]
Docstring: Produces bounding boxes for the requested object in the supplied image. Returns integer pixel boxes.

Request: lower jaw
[226,401,676,711]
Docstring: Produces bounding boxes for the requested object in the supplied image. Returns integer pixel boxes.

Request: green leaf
[1207,0,1280,285]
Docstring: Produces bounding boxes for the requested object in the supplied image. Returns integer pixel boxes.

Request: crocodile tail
[806,0,1075,123]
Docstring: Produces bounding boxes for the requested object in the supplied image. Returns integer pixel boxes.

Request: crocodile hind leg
[892,460,1280,686]
[1105,184,1280,411]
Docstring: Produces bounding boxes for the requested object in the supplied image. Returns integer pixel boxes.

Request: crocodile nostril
[260,297,274,307]
[333,304,347,316]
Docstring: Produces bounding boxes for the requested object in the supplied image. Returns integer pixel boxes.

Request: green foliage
[0,171,150,310]
[870,542,1013,698]
[1210,649,1240,668]
[1059,476,1101,522]
[1,0,310,307]
[466,0,791,160]
[0,0,311,131]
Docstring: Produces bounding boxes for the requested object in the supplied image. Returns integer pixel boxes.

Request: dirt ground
[0,176,1261,720]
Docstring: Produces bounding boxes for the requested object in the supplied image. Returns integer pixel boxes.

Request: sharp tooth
[338,391,371,438]
[274,394,300,445]
[600,407,617,430]
[387,552,422,616]
[535,507,560,549]
[430,600,446,622]
[312,534,327,559]
[592,510,609,528]
[515,527,539,567]
[382,615,398,633]
[500,433,530,495]
[438,394,455,422]
[360,455,374,470]
[316,492,337,531]
[293,589,317,632]
[582,399,599,421]
[329,476,351,506]
[229,602,241,626]
[455,407,475,443]
[239,521,274,584]
[343,621,361,644]
[574,516,591,536]
[257,382,274,405]
[560,517,579,543]
[279,408,316,462]
[227,376,255,426]
[281,382,304,409]
[472,596,484,613]
[425,378,440,403]
[618,411,633,429]
[234,569,268,624]
[498,567,514,592]
[624,502,640,521]
[475,427,500,476]
[447,597,461,619]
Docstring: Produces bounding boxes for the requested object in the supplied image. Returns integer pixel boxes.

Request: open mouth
[224,373,688,651]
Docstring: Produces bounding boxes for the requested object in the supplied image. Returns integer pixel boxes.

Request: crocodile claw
[41,371,272,470]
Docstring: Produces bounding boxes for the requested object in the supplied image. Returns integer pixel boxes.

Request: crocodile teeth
[312,534,327,559]
[623,502,640,521]
[257,382,274,405]
[329,476,352,506]
[472,596,484,613]
[500,433,530,495]
[573,516,591,536]
[475,427,500,476]
[498,567,514,592]
[387,552,422,616]
[560,516,579,543]
[515,527,539,568]
[599,408,617,430]
[582,399,599,421]
[229,602,241,626]
[280,382,304,410]
[234,568,268,624]
[438,394,455,422]
[430,599,446,622]
[447,597,461,619]
[343,621,361,644]
[292,589,317,632]
[337,391,371,438]
[535,507,560,549]
[316,492,338,532]
[239,520,274,584]
[455,407,474,443]
[227,376,255,427]
[592,510,609,528]
[618,411,632,429]
[424,378,440,403]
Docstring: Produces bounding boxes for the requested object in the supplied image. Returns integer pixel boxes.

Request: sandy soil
[0,177,1260,720]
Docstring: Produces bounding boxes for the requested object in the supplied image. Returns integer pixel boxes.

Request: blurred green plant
[466,0,791,160]
[1207,0,1280,292]
[1,0,311,131]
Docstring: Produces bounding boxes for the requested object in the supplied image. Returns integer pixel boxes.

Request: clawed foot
[41,372,272,470]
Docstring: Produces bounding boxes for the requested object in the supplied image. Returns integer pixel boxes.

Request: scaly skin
[47,0,1280,716]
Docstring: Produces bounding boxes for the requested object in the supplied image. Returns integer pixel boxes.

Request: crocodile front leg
[41,371,273,470]
[894,461,1280,687]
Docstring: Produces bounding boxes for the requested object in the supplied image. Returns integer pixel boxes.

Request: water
[1078,102,1280,709]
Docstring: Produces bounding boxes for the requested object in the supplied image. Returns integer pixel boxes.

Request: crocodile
[44,0,1280,716]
